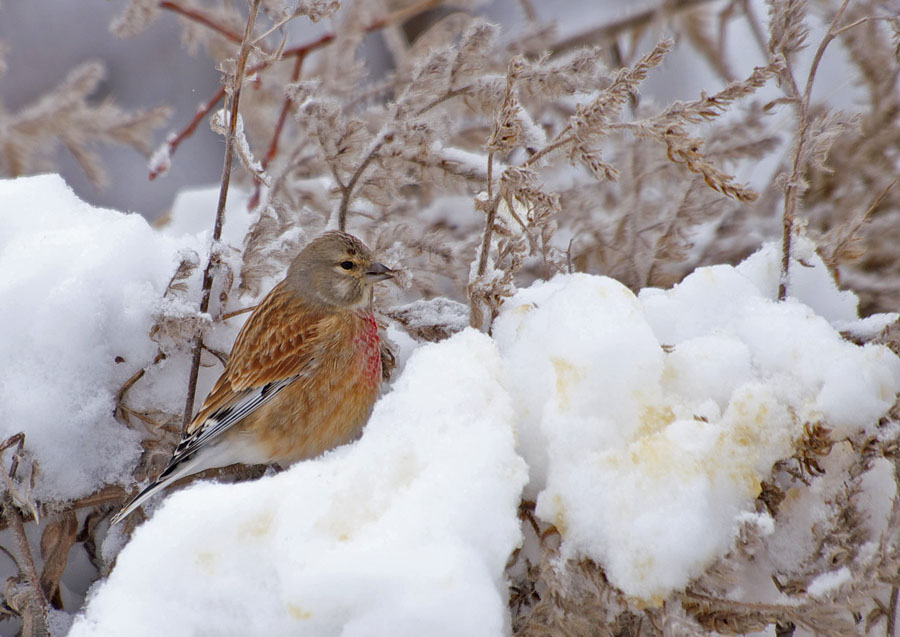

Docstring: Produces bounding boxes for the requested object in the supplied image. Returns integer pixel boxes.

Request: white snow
[0,175,181,501]
[492,251,900,601]
[1,174,898,630]
[147,135,173,179]
[69,329,528,637]
[806,566,852,598]
[433,145,493,179]
[0,176,255,502]
[211,110,267,183]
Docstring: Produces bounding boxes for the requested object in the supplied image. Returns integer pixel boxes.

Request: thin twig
[0,543,18,570]
[476,197,501,280]
[645,179,698,285]
[252,10,303,45]
[468,193,501,330]
[115,351,165,412]
[5,495,48,616]
[828,179,895,275]
[151,86,225,180]
[249,50,308,209]
[486,150,495,200]
[159,0,243,44]
[115,368,146,406]
[222,304,257,320]
[831,15,893,38]
[889,585,899,637]
[549,0,716,55]
[115,405,167,430]
[1,435,47,620]
[778,0,853,300]
[337,136,386,231]
[201,343,229,368]
[741,0,770,58]
[471,149,501,326]
[379,0,444,25]
[0,433,25,476]
[0,486,130,531]
[156,0,446,175]
[801,3,854,108]
[717,1,738,72]
[519,129,573,170]
[681,590,835,634]
[182,0,262,429]
[115,366,147,429]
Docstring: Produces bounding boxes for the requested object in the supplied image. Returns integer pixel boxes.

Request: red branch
[149,0,445,181]
[248,50,308,209]
[148,37,336,181]
[159,0,243,44]
[150,86,225,180]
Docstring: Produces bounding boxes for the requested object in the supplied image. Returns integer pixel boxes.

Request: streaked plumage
[112,231,393,525]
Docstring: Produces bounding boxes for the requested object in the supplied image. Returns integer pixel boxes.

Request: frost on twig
[211,110,269,187]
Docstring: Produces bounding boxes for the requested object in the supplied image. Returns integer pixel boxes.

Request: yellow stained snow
[195,551,218,575]
[238,509,274,540]
[287,603,312,620]
[552,358,585,411]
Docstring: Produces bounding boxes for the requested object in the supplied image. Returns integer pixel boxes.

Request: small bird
[112,231,394,525]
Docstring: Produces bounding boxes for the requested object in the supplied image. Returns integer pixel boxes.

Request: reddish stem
[150,38,334,181]
[159,0,243,44]
[153,0,442,179]
[150,86,225,180]
[264,53,307,167]
[248,50,307,209]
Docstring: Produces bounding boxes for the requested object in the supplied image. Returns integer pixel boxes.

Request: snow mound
[493,257,900,602]
[0,176,260,502]
[0,175,189,501]
[70,329,528,636]
[5,174,898,622]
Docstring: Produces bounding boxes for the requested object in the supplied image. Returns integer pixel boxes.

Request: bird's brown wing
[171,285,335,464]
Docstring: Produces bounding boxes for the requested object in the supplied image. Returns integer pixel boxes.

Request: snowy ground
[1,175,898,634]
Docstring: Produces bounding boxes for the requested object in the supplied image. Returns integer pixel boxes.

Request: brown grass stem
[740,0,769,60]
[222,305,257,320]
[475,196,500,281]
[550,0,716,55]
[182,0,261,430]
[337,136,386,231]
[889,585,899,637]
[778,0,852,301]
[6,494,48,617]
[0,434,47,621]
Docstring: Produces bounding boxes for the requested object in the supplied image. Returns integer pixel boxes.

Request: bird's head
[286,231,394,309]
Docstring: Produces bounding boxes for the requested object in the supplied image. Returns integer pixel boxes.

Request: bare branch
[182,0,262,429]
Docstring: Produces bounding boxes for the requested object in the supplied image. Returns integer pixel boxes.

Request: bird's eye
[340,261,354,270]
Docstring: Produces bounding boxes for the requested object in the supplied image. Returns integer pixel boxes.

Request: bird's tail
[110,478,167,526]
[110,456,201,525]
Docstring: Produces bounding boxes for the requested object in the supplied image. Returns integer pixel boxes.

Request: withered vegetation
[2,0,900,634]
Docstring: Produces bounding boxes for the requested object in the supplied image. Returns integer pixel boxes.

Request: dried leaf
[39,510,78,608]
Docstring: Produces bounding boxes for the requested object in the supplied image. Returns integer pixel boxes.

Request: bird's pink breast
[355,311,381,386]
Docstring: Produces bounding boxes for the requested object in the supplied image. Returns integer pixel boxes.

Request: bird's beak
[365,262,394,282]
